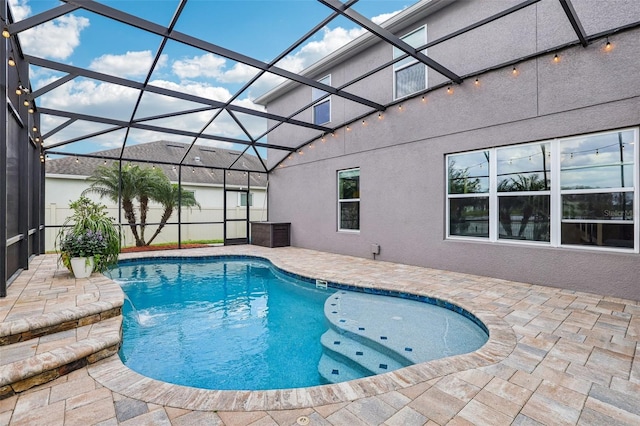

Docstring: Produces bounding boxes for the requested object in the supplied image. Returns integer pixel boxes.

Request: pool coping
[89,250,517,411]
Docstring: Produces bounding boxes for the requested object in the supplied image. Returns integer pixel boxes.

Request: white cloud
[37,74,267,149]
[89,51,168,78]
[13,3,89,60]
[9,0,89,60]
[172,53,227,79]
[8,0,30,20]
[372,10,402,25]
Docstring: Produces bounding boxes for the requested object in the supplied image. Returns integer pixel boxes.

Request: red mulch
[120,244,210,253]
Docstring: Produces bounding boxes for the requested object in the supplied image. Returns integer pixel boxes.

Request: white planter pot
[70,256,94,278]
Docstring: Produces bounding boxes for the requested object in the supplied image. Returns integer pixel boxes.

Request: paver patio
[0,245,639,425]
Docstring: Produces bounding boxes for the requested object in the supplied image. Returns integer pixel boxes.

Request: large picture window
[338,168,360,231]
[394,26,426,99]
[312,75,331,125]
[446,128,638,251]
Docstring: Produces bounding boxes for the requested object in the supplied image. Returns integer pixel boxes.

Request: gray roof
[45,141,267,187]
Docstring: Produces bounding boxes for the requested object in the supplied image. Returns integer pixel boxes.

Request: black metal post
[0,18,7,297]
[178,165,182,249]
[223,171,227,245]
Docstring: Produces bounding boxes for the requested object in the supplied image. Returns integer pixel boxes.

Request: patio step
[0,316,122,399]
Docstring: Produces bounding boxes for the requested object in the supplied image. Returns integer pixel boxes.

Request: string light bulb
[2,28,10,38]
[421,95,426,102]
[346,125,351,131]
[23,100,29,107]
[553,54,559,63]
[605,38,612,50]
[75,157,79,164]
[474,78,479,86]
[361,119,366,125]
[378,112,383,119]
[8,57,15,66]
[321,135,326,142]
[447,86,453,94]
[298,150,303,155]
[16,85,22,95]
[32,126,37,132]
[512,66,518,75]
[398,104,403,111]
[28,107,34,114]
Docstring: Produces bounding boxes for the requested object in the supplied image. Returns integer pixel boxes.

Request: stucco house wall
[259,0,640,300]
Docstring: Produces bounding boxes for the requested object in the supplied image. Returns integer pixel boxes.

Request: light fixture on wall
[8,57,15,66]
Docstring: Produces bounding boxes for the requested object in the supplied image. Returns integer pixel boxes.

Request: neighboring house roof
[254,0,455,105]
[45,141,267,187]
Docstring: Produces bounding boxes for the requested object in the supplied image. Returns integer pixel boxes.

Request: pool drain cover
[296,416,310,425]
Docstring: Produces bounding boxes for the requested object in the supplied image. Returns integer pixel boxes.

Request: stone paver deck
[1,245,639,425]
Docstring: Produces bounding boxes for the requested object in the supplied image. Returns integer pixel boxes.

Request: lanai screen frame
[2,0,639,296]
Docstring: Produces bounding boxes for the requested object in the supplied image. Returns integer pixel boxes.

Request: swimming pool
[109,256,488,391]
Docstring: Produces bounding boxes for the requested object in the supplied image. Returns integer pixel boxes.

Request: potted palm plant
[56,196,120,277]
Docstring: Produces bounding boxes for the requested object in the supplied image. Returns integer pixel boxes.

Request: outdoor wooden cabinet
[250,222,291,248]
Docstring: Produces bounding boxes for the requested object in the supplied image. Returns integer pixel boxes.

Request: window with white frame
[238,192,253,207]
[393,26,426,99]
[312,75,331,125]
[446,128,638,251]
[338,168,360,231]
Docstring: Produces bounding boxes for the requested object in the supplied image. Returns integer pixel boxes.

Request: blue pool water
[109,257,488,390]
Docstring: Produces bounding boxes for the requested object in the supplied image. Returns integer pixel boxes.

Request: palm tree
[83,163,198,247]
[145,181,201,246]
[83,163,146,246]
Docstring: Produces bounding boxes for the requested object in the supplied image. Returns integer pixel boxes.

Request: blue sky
[9,0,414,159]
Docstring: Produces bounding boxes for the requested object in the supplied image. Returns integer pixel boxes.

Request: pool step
[318,353,370,384]
[320,328,405,381]
[0,316,122,399]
